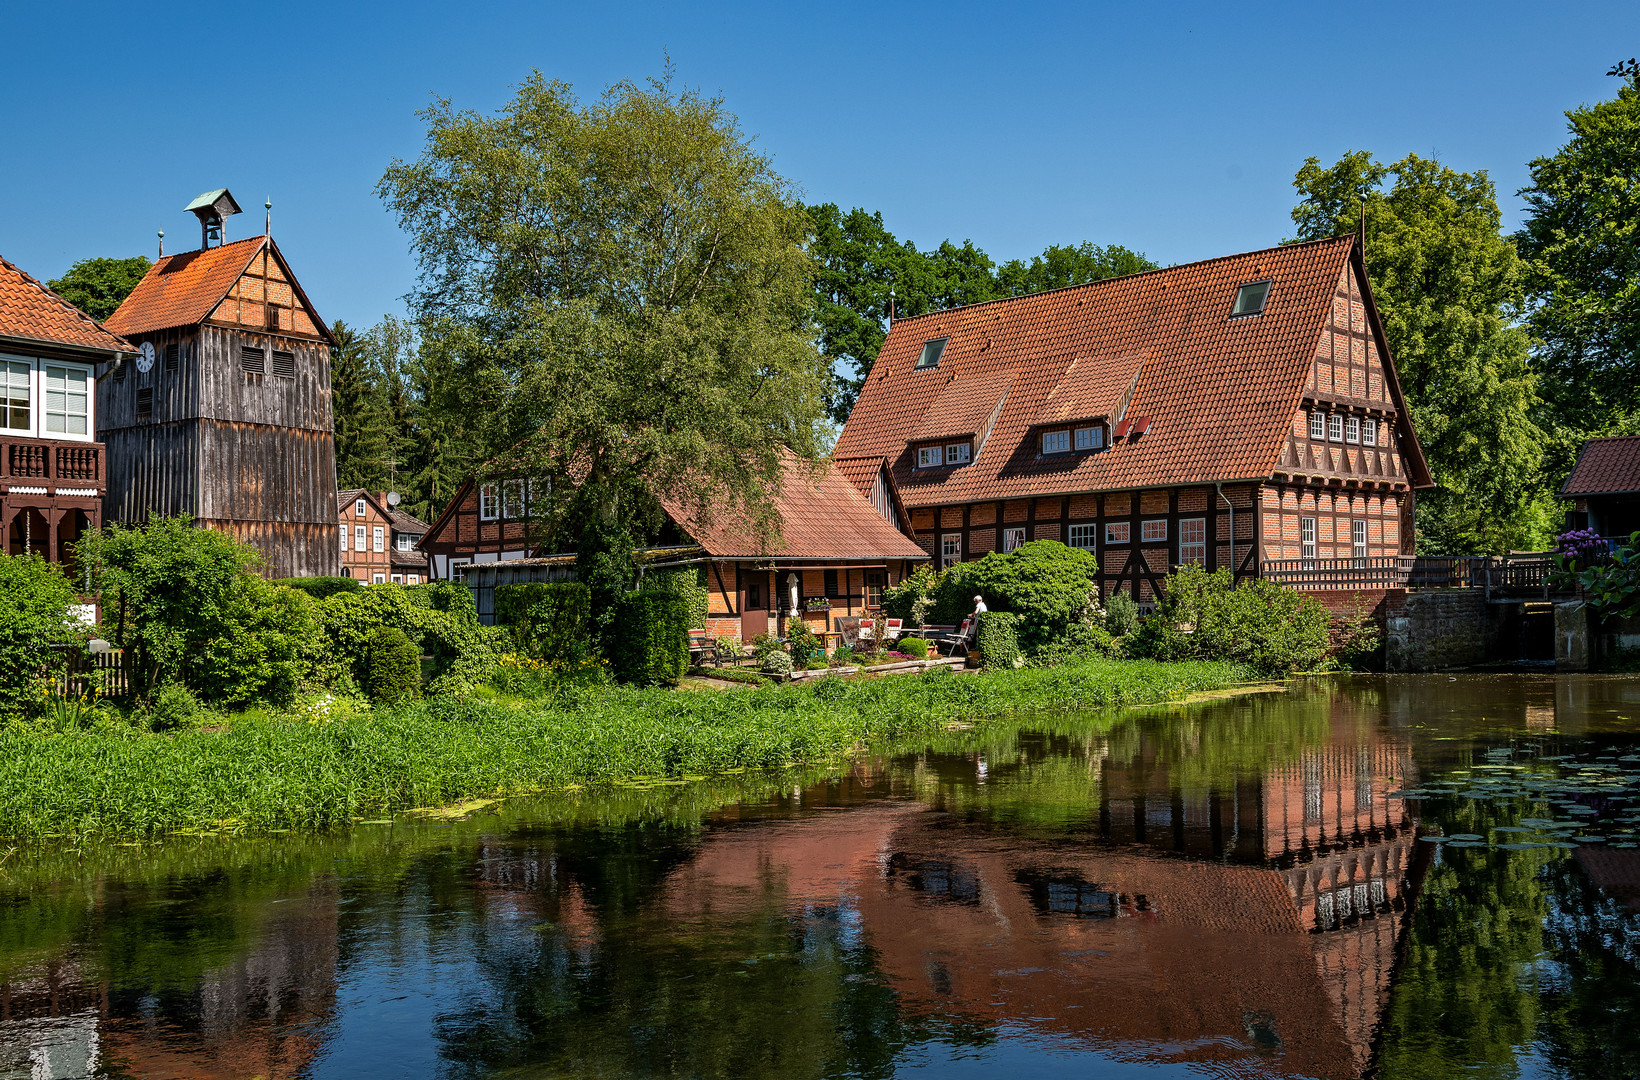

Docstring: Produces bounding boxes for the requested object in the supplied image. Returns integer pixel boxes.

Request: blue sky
[2,1,1633,331]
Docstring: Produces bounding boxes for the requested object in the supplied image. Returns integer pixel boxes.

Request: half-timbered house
[101,190,340,578]
[831,235,1433,599]
[0,253,133,565]
[337,488,431,583]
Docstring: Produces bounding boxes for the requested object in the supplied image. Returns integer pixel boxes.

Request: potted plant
[804,596,832,612]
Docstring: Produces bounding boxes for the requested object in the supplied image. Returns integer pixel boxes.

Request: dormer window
[915,338,948,370]
[917,445,942,468]
[1074,425,1105,451]
[945,442,970,465]
[1231,280,1272,317]
[1041,430,1071,455]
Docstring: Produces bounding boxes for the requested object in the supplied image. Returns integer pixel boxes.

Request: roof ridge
[0,252,133,350]
[889,234,1356,325]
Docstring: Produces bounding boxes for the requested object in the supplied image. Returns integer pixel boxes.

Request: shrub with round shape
[364,626,422,704]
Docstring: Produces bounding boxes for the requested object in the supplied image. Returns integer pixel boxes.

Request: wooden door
[741,570,768,639]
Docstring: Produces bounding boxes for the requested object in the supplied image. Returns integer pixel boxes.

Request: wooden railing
[1263,554,1562,598]
[55,648,129,699]
[1262,556,1417,590]
[0,435,104,486]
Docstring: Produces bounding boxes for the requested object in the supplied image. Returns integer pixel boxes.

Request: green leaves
[46,255,150,322]
[0,554,81,721]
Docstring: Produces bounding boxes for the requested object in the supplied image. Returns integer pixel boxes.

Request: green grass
[0,657,1254,839]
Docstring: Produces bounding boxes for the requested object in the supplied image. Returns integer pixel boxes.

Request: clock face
[135,341,155,373]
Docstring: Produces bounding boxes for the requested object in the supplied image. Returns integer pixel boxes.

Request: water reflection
[11,676,1640,1079]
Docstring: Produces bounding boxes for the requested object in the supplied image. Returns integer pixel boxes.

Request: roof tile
[104,237,265,336]
[1563,436,1640,496]
[0,254,133,355]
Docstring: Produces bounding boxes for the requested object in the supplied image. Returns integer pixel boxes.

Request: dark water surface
[8,675,1640,1079]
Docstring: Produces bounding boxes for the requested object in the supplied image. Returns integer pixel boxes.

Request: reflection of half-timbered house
[102,190,340,578]
[0,253,133,566]
[833,235,1434,599]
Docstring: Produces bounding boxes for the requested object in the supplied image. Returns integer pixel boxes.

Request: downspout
[1216,483,1235,583]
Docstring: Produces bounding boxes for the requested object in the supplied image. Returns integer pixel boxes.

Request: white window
[941,533,962,569]
[371,573,386,585]
[354,525,367,552]
[1074,425,1104,451]
[1346,416,1360,444]
[391,573,404,584]
[479,483,499,521]
[917,446,942,468]
[1041,430,1071,455]
[1328,414,1343,442]
[1231,280,1272,316]
[1353,519,1367,566]
[397,533,413,551]
[2,361,28,431]
[1106,521,1130,544]
[43,366,89,436]
[1301,517,1317,564]
[1180,517,1206,566]
[1068,524,1096,552]
[407,575,419,585]
[915,338,948,369]
[339,525,348,553]
[355,498,366,518]
[1309,411,1325,440]
[1363,419,1378,447]
[503,479,526,519]
[1142,519,1167,543]
[945,442,970,465]
[373,525,384,553]
[1003,527,1025,553]
[449,559,471,581]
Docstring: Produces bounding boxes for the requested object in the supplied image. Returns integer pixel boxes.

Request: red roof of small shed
[1563,436,1640,496]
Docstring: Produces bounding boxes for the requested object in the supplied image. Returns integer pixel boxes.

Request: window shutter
[271,350,295,378]
[136,387,153,419]
[241,346,266,374]
[164,343,179,372]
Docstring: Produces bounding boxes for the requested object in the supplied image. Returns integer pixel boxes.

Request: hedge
[494,582,592,661]
[364,626,422,704]
[647,567,710,628]
[610,590,690,686]
[976,611,1023,670]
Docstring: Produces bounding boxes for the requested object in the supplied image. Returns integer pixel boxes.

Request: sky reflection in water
[7,674,1640,1079]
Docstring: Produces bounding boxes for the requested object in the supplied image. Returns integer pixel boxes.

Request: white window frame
[354,524,367,552]
[1346,416,1360,444]
[355,498,367,518]
[1067,524,1096,552]
[396,532,414,551]
[449,558,471,581]
[339,525,348,553]
[2,358,30,434]
[1363,419,1378,447]
[503,479,526,519]
[42,364,91,438]
[1105,521,1130,545]
[1041,429,1071,455]
[1309,411,1325,440]
[1179,517,1206,566]
[944,442,970,465]
[941,533,962,569]
[1301,517,1317,565]
[391,573,404,584]
[1002,527,1025,553]
[1074,425,1104,451]
[407,575,419,585]
[479,483,500,521]
[1353,519,1367,566]
[372,525,385,553]
[371,573,386,585]
[917,446,942,469]
[1141,519,1168,543]
[1328,414,1344,442]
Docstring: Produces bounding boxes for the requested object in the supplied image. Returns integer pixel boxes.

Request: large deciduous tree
[1516,65,1640,444]
[378,72,830,587]
[47,255,150,322]
[1291,151,1548,553]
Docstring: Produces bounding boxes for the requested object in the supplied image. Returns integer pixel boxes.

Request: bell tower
[185,189,242,249]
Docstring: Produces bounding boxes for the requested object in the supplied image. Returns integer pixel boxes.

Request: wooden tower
[101,189,340,578]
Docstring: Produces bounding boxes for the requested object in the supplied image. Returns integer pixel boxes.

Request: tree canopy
[377,71,830,556]
[1291,152,1548,553]
[46,255,150,322]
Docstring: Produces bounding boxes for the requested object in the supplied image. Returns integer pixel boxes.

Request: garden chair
[936,618,974,657]
[883,618,903,641]
[687,630,719,667]
[858,618,876,644]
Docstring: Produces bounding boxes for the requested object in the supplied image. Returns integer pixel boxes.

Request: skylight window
[1231,280,1272,317]
[915,338,948,369]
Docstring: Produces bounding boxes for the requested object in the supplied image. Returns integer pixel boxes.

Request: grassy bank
[0,658,1254,839]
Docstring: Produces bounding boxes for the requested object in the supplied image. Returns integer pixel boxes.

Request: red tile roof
[0,254,133,355]
[1035,350,1143,428]
[909,370,1013,442]
[1563,436,1640,496]
[659,450,928,560]
[832,455,887,499]
[834,236,1430,507]
[104,236,265,336]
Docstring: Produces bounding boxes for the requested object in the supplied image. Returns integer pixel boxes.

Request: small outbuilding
[1562,435,1640,538]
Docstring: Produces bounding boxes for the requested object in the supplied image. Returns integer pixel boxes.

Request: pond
[6,674,1640,1079]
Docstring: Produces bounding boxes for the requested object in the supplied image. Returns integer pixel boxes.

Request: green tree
[0,554,81,719]
[378,71,830,578]
[330,319,393,491]
[994,242,1157,296]
[1517,65,1640,456]
[46,255,150,322]
[1291,152,1548,553]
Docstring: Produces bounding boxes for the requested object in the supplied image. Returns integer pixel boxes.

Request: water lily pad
[1419,836,1449,843]
[1447,841,1488,848]
[1497,843,1549,850]
[1448,834,1485,841]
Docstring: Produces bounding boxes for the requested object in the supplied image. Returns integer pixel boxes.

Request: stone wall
[1384,590,1504,672]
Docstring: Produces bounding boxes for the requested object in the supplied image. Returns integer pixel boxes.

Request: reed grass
[0,657,1253,839]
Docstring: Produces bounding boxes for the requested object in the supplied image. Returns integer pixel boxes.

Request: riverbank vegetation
[0,656,1252,839]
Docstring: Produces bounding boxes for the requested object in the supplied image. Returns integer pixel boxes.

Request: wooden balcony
[1262,554,1563,600]
[0,434,105,490]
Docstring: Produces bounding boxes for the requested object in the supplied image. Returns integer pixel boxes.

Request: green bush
[364,626,422,704]
[316,584,502,695]
[1105,590,1140,637]
[928,541,1099,651]
[787,621,821,668]
[278,576,363,599]
[648,567,710,629]
[760,650,794,676]
[898,636,929,659]
[1131,565,1330,676]
[195,578,318,709]
[147,683,201,731]
[882,565,938,624]
[404,579,476,615]
[976,611,1023,670]
[610,591,690,686]
[1029,622,1115,668]
[0,554,81,721]
[494,582,592,661]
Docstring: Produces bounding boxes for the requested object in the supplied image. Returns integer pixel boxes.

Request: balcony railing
[0,435,104,488]
[1263,554,1563,599]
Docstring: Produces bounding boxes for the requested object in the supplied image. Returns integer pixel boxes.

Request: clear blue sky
[2,1,1634,331]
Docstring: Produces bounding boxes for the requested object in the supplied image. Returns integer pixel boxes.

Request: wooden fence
[54,648,130,699]
[1262,554,1562,599]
